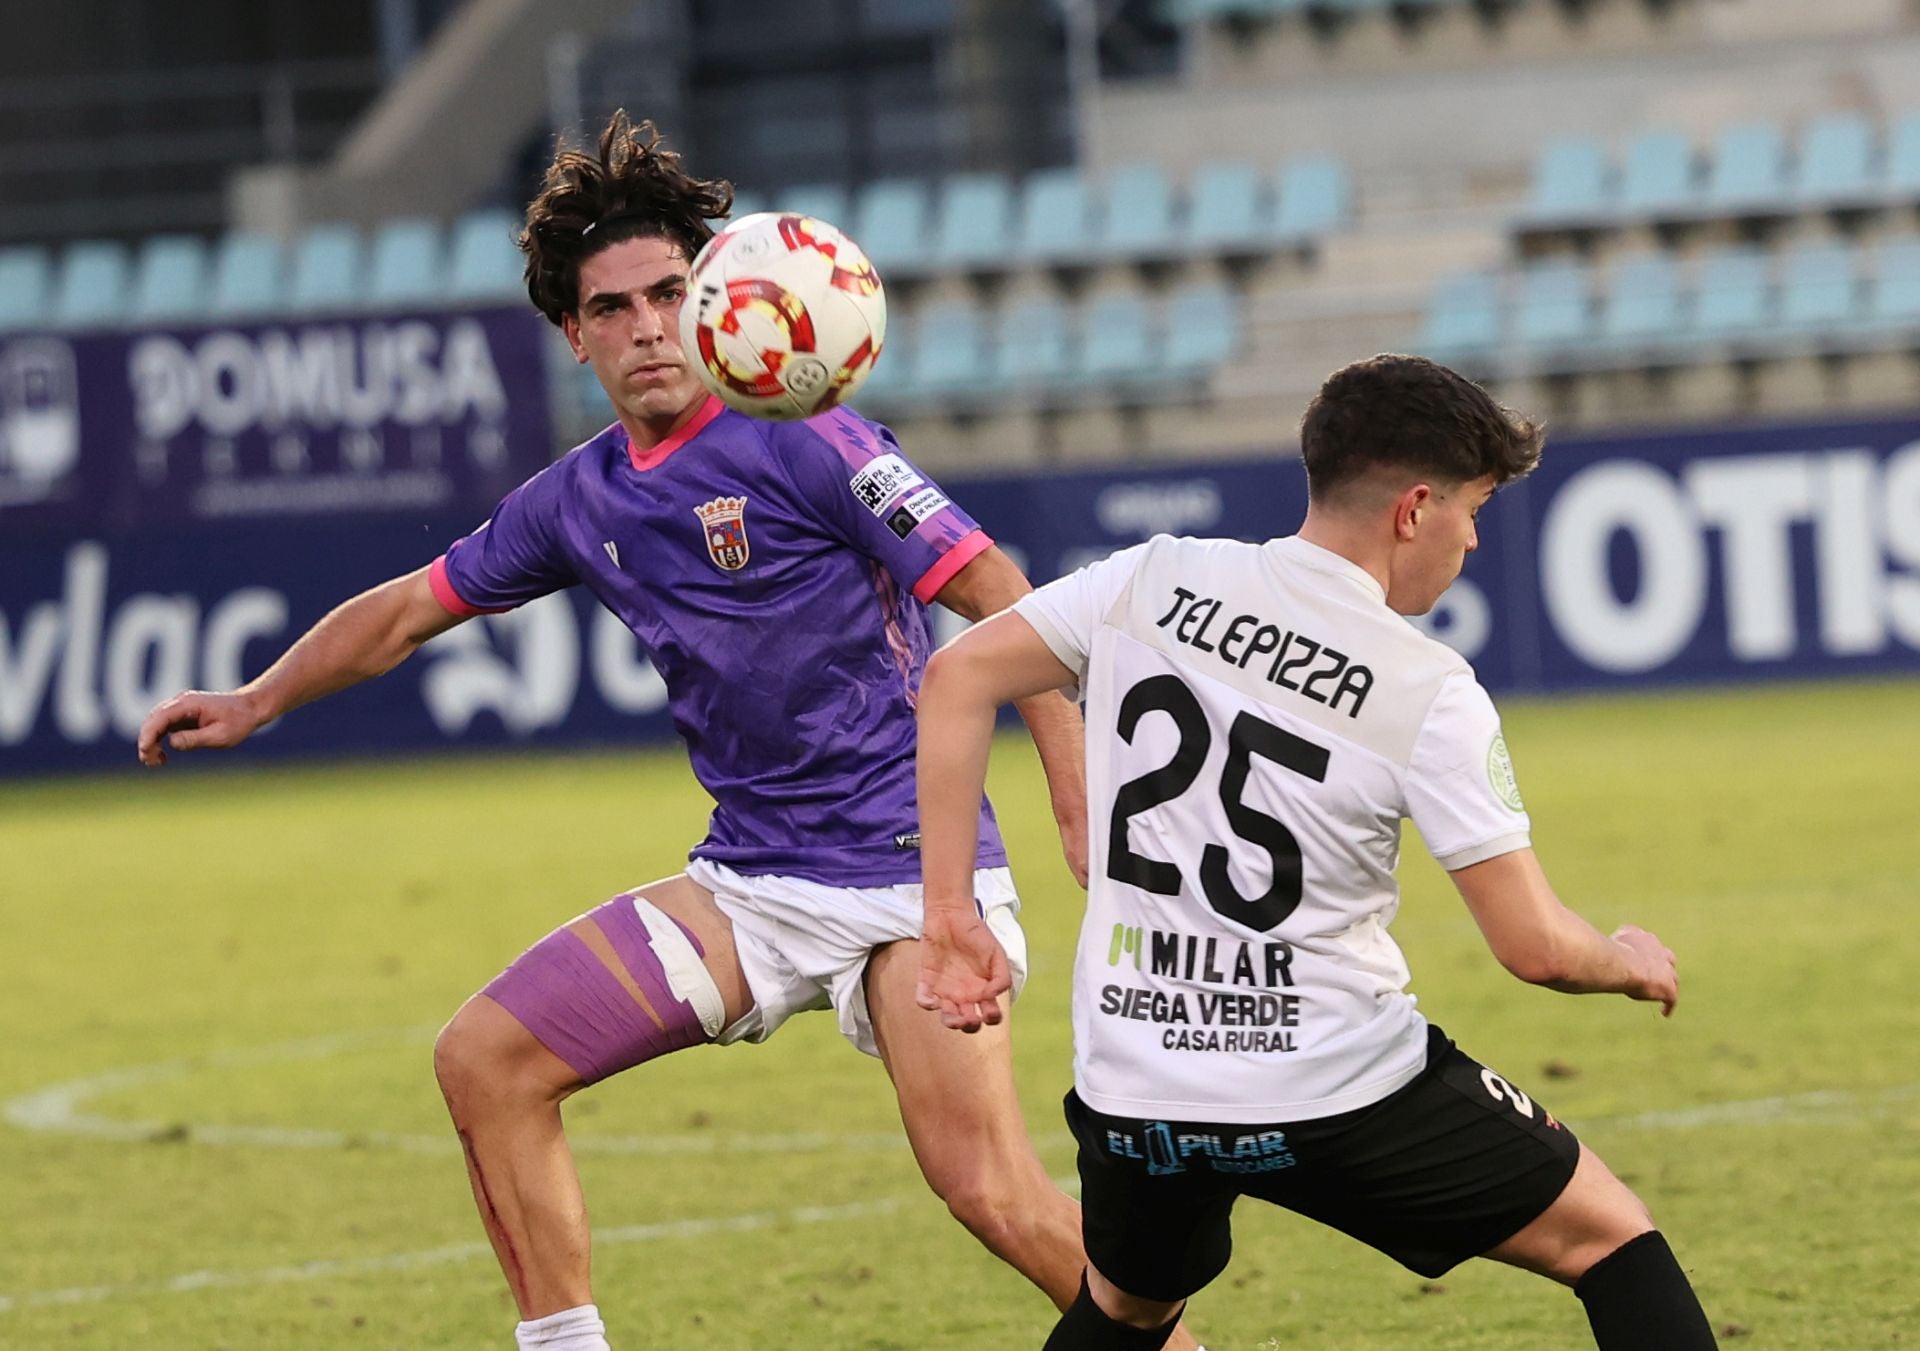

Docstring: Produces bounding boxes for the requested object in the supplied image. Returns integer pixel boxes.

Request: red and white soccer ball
[680,212,888,421]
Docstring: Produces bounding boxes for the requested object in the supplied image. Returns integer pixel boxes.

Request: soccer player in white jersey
[137,113,1206,1351]
[912,355,1719,1349]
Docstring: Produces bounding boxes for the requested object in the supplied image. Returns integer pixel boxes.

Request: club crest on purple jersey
[693,494,751,571]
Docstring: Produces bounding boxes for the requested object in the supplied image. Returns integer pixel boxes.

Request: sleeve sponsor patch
[1487,733,1525,812]
[849,452,925,515]
[885,487,951,539]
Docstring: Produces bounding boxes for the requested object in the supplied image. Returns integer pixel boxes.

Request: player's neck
[621,396,709,453]
[1295,511,1394,596]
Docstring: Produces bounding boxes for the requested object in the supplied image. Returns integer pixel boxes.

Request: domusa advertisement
[2,412,1918,775]
[0,308,551,535]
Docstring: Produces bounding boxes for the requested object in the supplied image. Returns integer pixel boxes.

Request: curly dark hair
[520,110,734,325]
[1300,354,1543,502]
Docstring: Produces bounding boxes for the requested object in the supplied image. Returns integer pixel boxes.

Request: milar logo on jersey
[1488,733,1525,812]
[693,495,751,571]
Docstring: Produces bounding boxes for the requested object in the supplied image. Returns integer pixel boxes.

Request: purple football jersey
[429,396,1007,885]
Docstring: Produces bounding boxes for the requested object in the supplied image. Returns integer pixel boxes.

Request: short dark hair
[520,110,734,325]
[1299,354,1543,502]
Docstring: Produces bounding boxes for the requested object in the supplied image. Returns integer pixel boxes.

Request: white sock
[514,1303,609,1351]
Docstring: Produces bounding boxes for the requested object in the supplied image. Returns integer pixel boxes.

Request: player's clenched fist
[1612,924,1679,1017]
[137,690,266,767]
[916,908,1012,1032]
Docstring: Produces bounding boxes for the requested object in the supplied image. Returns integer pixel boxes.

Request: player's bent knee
[940,1175,1032,1253]
[479,891,727,1087]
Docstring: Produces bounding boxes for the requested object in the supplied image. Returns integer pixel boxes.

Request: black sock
[1042,1274,1183,1351]
[1575,1231,1718,1350]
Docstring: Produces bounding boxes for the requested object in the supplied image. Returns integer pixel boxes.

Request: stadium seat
[1098,164,1179,258]
[447,209,525,302]
[1866,236,1920,329]
[1690,246,1773,338]
[1599,254,1684,348]
[991,296,1073,390]
[1704,123,1790,213]
[1075,292,1156,383]
[934,173,1017,269]
[1271,157,1350,242]
[856,311,912,403]
[1884,113,1920,199]
[1017,169,1097,264]
[852,179,932,272]
[1618,130,1698,217]
[1163,284,1239,376]
[1796,116,1878,205]
[209,233,286,316]
[1418,272,1502,360]
[778,184,849,227]
[130,235,210,322]
[1184,163,1269,253]
[1512,259,1593,350]
[0,246,53,331]
[1776,242,1860,331]
[908,300,989,392]
[51,240,131,328]
[1526,138,1613,225]
[368,218,446,306]
[288,224,366,313]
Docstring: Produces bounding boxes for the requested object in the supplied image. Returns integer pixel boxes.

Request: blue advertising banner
[0,307,552,537]
[4,410,1918,776]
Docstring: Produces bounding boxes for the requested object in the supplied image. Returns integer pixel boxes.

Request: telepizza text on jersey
[1155,586,1375,718]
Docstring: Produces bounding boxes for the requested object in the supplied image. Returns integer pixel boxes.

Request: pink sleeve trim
[913,529,994,604]
[429,555,509,618]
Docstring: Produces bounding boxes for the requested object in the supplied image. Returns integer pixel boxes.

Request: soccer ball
[680,212,888,421]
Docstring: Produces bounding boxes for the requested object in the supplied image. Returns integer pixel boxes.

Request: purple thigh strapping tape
[483,894,713,1085]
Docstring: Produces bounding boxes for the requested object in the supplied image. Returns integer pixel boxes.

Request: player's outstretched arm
[137,566,465,767]
[915,610,1079,1031]
[931,544,1091,887]
[1450,848,1680,1015]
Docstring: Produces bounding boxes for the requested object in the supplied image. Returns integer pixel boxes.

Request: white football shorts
[685,857,1029,1058]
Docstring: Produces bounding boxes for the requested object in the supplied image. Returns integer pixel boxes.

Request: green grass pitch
[3,677,1917,1349]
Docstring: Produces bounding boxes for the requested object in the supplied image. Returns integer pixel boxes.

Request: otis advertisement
[3,411,1918,774]
[0,308,549,535]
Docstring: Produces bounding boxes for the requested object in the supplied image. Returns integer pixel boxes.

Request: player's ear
[561,311,589,363]
[1393,484,1432,541]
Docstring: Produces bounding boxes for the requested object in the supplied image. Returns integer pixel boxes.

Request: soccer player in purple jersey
[136,113,1205,1351]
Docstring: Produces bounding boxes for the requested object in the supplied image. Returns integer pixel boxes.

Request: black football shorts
[1066,1023,1582,1301]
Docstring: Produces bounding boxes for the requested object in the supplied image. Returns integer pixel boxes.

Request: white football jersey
[1014,534,1530,1124]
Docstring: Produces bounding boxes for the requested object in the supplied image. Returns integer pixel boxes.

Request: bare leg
[863,939,1205,1351]
[1485,1143,1655,1285]
[433,874,754,1319]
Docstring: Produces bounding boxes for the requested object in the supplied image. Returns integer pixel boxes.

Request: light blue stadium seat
[1777,242,1860,330]
[1099,164,1179,258]
[1705,123,1789,212]
[1017,169,1097,264]
[1076,292,1156,382]
[447,210,524,302]
[1618,131,1698,217]
[288,224,366,313]
[1796,116,1878,205]
[1885,113,1920,198]
[778,184,850,229]
[1867,236,1920,328]
[991,296,1073,389]
[209,233,286,316]
[855,310,912,404]
[1271,157,1350,242]
[1599,254,1683,346]
[1527,138,1613,224]
[0,246,53,331]
[909,301,989,392]
[1419,272,1502,358]
[1512,260,1593,349]
[853,179,933,272]
[1163,284,1239,375]
[1185,163,1269,252]
[130,235,210,322]
[1690,247,1773,338]
[369,218,446,307]
[934,173,1017,269]
[52,240,131,328]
